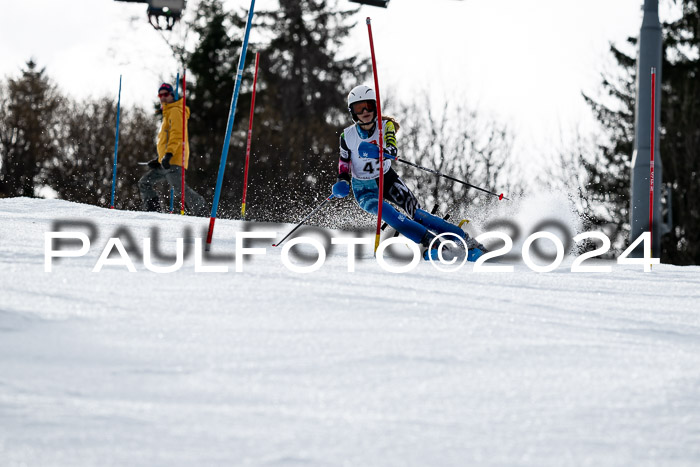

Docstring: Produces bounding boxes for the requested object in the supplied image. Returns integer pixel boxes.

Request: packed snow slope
[1,197,699,467]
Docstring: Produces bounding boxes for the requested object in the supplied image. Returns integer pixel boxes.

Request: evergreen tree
[181,0,257,215]
[576,0,699,264]
[0,60,62,197]
[659,0,700,264]
[249,0,368,220]
[174,0,366,220]
[578,42,637,245]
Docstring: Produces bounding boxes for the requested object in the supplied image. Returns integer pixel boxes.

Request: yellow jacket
[157,100,191,169]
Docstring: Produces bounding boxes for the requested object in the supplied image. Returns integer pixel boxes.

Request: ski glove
[358,141,397,160]
[332,180,350,199]
[161,153,174,169]
[147,158,162,169]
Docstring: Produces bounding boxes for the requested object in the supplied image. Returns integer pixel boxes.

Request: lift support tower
[630,0,670,255]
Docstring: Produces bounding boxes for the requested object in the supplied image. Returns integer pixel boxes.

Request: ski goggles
[158,91,171,98]
[351,101,376,114]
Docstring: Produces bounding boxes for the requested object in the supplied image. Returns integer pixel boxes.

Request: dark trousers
[138,165,208,216]
[351,168,466,245]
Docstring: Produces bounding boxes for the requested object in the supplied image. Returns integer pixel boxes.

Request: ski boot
[420,232,462,262]
[464,234,487,261]
[420,230,487,262]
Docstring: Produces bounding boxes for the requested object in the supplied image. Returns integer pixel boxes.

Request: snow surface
[1,197,699,466]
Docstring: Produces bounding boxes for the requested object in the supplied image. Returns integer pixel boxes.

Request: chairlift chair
[148,0,186,30]
[348,0,390,7]
[114,0,186,31]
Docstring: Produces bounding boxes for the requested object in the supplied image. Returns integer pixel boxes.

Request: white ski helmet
[347,84,377,123]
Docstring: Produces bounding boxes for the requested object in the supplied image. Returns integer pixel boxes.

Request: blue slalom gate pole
[174,72,180,99]
[170,72,180,213]
[109,75,122,209]
[206,0,256,249]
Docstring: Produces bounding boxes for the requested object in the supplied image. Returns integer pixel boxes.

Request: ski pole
[395,157,508,201]
[272,195,335,247]
[109,75,122,209]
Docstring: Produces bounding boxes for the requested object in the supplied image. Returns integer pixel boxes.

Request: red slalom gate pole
[366,17,384,254]
[181,70,187,215]
[649,67,656,256]
[241,52,260,219]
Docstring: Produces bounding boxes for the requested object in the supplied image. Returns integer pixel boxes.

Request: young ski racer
[331,84,485,261]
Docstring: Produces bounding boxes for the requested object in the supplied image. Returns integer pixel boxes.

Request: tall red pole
[366,17,384,254]
[649,67,656,249]
[181,70,187,215]
[241,52,260,219]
